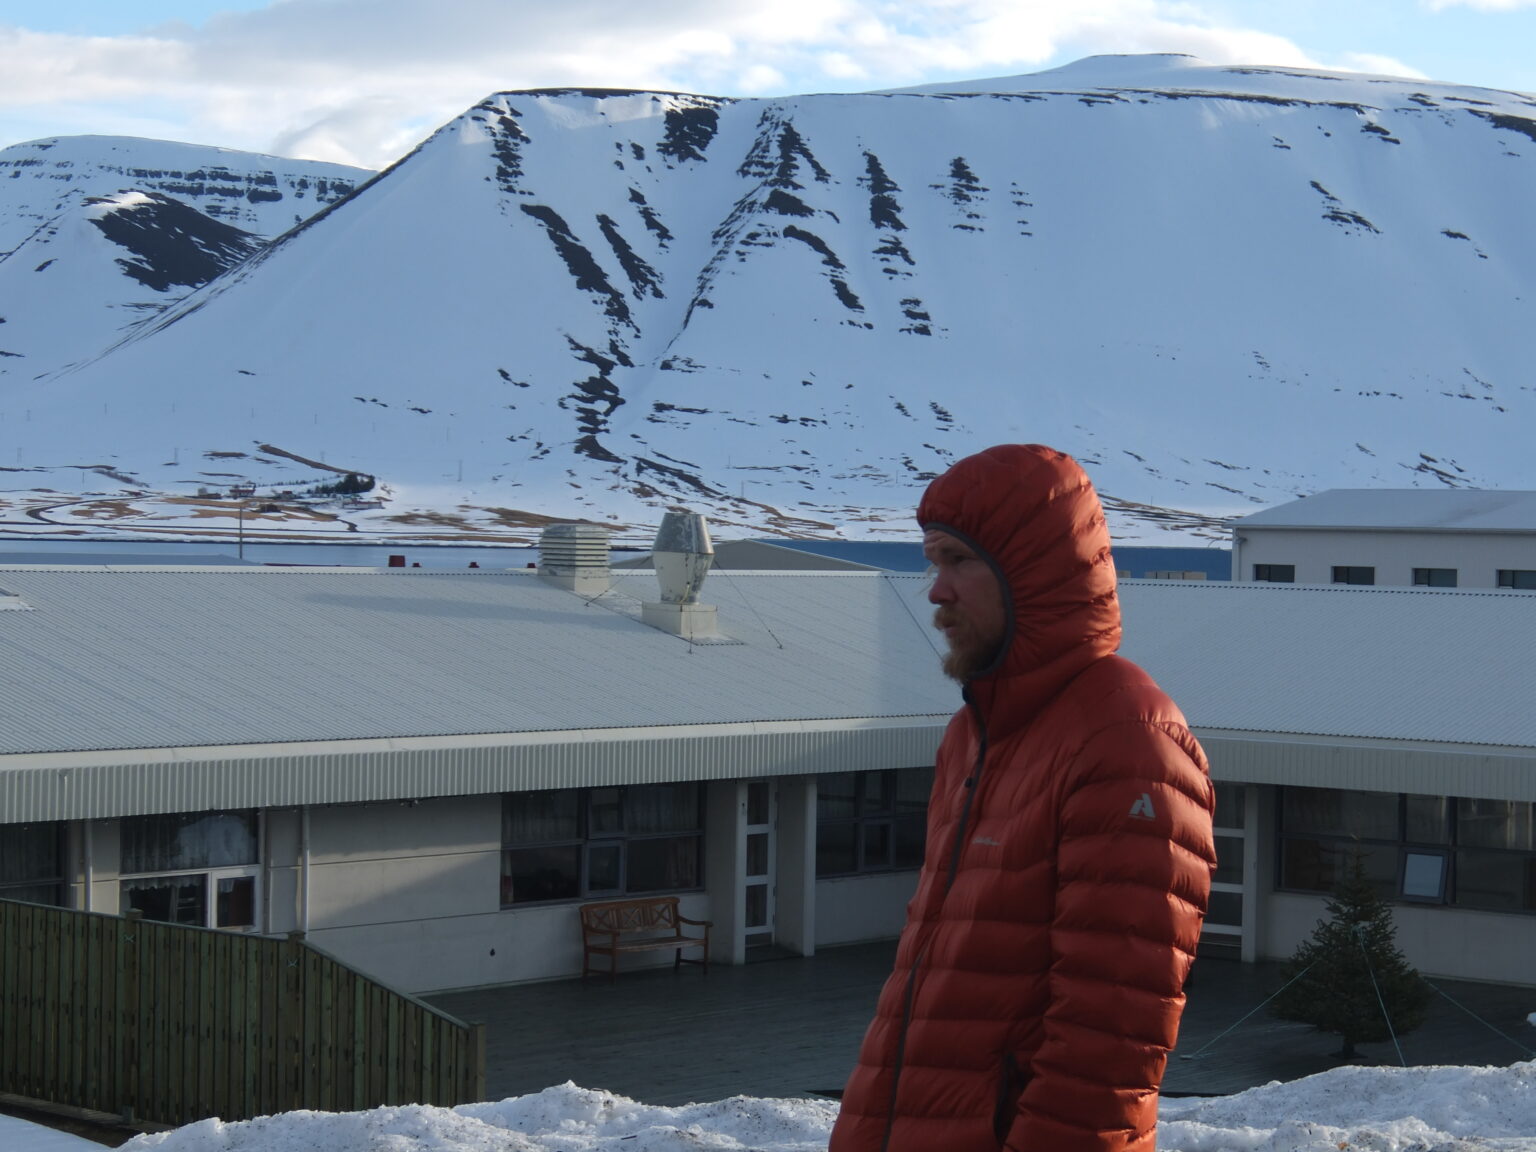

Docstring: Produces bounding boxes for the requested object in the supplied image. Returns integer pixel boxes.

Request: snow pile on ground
[80,1064,1536,1152]
[1159,1062,1536,1150]
[0,1113,103,1151]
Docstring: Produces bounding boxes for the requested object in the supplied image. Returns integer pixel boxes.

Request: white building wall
[705,780,746,966]
[283,795,719,993]
[1246,785,1536,988]
[1236,527,1536,587]
[815,873,916,946]
[775,776,818,957]
[264,807,300,933]
[306,893,715,993]
[1262,891,1536,986]
[301,796,499,929]
[82,819,120,915]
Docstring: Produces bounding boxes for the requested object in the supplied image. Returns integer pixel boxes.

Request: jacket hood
[917,444,1121,729]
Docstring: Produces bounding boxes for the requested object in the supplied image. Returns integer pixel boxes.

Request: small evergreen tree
[309,472,375,497]
[1270,850,1432,1057]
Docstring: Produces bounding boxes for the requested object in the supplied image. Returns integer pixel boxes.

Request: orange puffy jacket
[830,445,1215,1152]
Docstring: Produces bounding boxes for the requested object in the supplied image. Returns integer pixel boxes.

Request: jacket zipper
[880,944,925,1152]
[882,693,989,1150]
[944,689,988,897]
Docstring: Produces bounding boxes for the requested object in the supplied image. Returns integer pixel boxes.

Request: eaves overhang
[1195,727,1536,803]
[0,715,951,823]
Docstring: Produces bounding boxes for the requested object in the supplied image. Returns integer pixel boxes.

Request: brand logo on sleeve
[1128,793,1157,821]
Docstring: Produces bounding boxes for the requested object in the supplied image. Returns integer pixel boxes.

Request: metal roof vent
[537,522,611,596]
[641,512,719,640]
[0,587,33,611]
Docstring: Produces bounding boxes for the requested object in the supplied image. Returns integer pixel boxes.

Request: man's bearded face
[923,528,1007,682]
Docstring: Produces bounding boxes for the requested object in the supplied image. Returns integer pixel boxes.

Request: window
[0,822,66,906]
[1331,566,1375,586]
[120,811,260,929]
[1252,564,1295,583]
[1497,570,1536,590]
[1279,787,1536,912]
[1455,799,1536,912]
[1412,568,1457,587]
[816,767,932,877]
[501,783,702,905]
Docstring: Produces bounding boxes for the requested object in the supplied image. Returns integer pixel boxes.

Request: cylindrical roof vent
[538,522,611,595]
[653,512,714,604]
[641,512,720,640]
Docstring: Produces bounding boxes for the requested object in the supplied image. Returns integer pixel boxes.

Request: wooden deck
[425,941,1536,1106]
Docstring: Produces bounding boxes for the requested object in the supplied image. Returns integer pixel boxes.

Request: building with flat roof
[1232,488,1536,589]
[3,541,1534,991]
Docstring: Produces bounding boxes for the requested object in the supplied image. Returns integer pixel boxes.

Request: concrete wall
[1236,528,1536,588]
[775,777,818,957]
[309,891,713,993]
[293,795,717,993]
[304,797,499,928]
[1247,785,1536,988]
[815,872,917,946]
[62,798,718,994]
[81,819,120,914]
[1261,890,1536,986]
[704,780,745,965]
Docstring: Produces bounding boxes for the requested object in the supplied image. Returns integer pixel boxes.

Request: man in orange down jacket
[829,444,1216,1152]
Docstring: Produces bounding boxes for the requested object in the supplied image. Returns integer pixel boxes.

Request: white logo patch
[972,836,1002,847]
[1128,793,1157,821]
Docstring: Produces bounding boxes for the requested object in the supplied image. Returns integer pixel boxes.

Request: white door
[743,780,776,949]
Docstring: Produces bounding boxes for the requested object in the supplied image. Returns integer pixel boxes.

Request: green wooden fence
[0,899,484,1128]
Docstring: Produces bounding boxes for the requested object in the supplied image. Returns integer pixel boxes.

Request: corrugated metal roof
[2,566,1531,767]
[615,540,878,571]
[1118,580,1536,748]
[0,566,952,756]
[1235,489,1536,532]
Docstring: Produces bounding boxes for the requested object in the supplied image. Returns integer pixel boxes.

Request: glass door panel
[216,875,257,929]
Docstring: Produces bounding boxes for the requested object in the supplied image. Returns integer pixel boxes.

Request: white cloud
[737,64,790,92]
[0,0,1418,168]
[1334,52,1429,79]
[1424,0,1536,9]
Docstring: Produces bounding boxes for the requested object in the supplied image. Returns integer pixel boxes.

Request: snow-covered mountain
[0,136,371,380]
[5,55,1536,545]
[0,135,368,250]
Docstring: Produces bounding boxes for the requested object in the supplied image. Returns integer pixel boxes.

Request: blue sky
[1,0,1534,169]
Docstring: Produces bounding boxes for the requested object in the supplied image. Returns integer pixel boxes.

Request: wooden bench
[580,896,711,982]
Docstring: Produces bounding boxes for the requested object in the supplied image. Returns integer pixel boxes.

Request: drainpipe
[262,813,272,933]
[81,821,93,912]
[300,806,312,936]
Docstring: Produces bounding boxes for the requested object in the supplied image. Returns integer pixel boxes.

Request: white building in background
[1231,488,1536,588]
[0,535,950,993]
[2,525,1535,992]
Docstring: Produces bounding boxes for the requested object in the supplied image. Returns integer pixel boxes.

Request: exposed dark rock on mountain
[86,192,264,292]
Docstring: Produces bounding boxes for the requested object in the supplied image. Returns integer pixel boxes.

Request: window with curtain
[119,810,260,930]
[121,811,259,873]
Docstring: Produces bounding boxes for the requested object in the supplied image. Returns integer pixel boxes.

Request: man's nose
[927,571,953,604]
